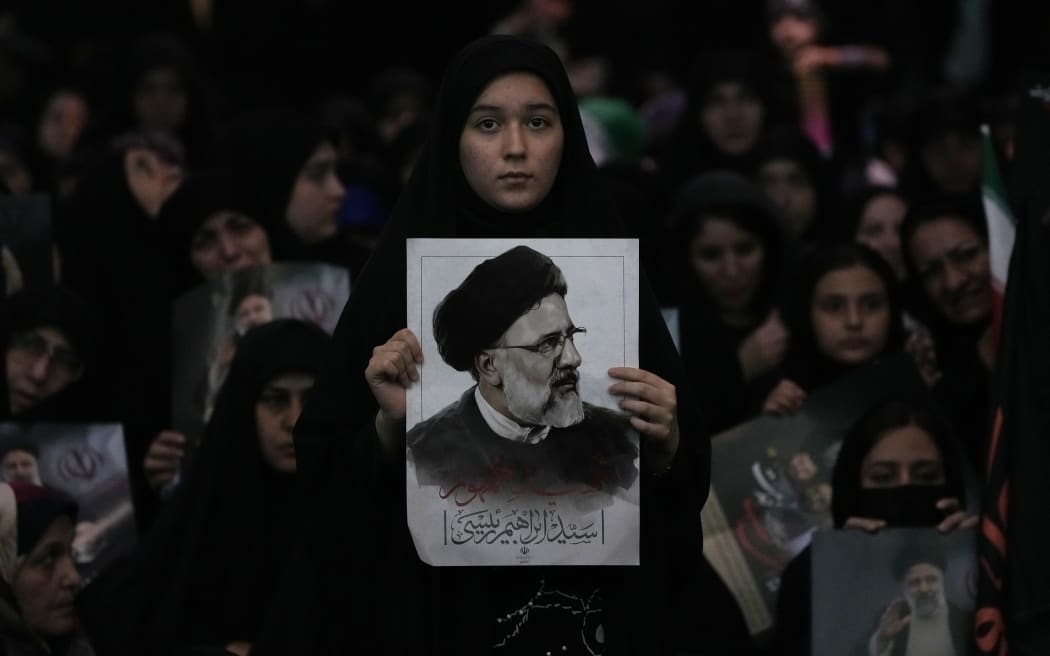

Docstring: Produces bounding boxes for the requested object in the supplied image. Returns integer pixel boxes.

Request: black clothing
[76,320,335,656]
[408,387,638,494]
[255,34,711,656]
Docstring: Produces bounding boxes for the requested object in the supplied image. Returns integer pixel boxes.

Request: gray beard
[907,589,945,619]
[500,361,584,428]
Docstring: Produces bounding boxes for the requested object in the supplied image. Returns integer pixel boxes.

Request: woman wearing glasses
[2,285,98,421]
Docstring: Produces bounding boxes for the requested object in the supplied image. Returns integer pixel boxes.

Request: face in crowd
[285,141,345,244]
[810,264,891,366]
[907,215,991,326]
[5,327,83,415]
[689,216,765,317]
[190,212,272,280]
[459,71,565,214]
[255,371,316,474]
[12,514,82,639]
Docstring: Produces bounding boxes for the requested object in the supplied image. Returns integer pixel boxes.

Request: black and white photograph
[0,423,136,584]
[812,527,977,656]
[170,261,350,445]
[700,353,931,636]
[405,238,640,566]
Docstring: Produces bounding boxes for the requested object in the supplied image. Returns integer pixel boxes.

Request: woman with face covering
[769,397,976,655]
[218,106,373,282]
[667,169,791,435]
[762,241,907,415]
[76,319,335,656]
[253,34,714,656]
[0,481,92,656]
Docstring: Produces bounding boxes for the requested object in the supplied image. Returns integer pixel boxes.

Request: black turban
[890,535,947,582]
[433,246,567,372]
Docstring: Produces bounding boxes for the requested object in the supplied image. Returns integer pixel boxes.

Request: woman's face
[124,147,184,217]
[700,81,764,157]
[810,264,891,365]
[255,372,316,474]
[235,294,273,333]
[689,217,765,312]
[12,514,82,638]
[285,141,345,244]
[908,216,991,325]
[133,67,187,132]
[860,424,945,488]
[189,211,272,280]
[856,193,907,280]
[769,13,820,57]
[758,158,816,236]
[38,92,89,160]
[459,71,564,213]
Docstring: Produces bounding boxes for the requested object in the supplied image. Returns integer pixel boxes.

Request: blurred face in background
[700,81,764,157]
[689,216,765,316]
[189,212,272,280]
[908,216,991,325]
[134,67,188,133]
[2,449,41,484]
[855,193,907,280]
[286,141,345,243]
[12,515,82,639]
[255,372,316,473]
[758,157,816,236]
[124,146,184,217]
[38,91,89,160]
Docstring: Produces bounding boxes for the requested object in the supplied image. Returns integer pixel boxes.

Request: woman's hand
[608,367,679,474]
[365,328,423,424]
[738,310,789,381]
[762,378,806,415]
[935,497,979,533]
[143,430,185,492]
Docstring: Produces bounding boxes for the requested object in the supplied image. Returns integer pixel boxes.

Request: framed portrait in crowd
[405,238,640,566]
[0,423,135,584]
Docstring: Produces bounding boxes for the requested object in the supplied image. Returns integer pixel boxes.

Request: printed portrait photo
[405,237,641,566]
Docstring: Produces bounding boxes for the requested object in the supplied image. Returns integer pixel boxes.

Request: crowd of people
[0,0,1041,653]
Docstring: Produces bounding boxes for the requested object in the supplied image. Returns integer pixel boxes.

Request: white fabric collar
[474,386,551,444]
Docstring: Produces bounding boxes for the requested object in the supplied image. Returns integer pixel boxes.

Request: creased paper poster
[406,238,640,566]
[0,423,136,584]
[812,527,976,656]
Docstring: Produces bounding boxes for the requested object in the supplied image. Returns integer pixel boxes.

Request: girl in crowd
[77,319,336,656]
[763,241,906,415]
[255,34,719,655]
[769,396,977,655]
[668,169,790,434]
[839,184,910,282]
[0,481,92,656]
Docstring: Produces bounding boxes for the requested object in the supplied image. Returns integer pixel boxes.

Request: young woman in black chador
[253,34,721,655]
[76,319,336,655]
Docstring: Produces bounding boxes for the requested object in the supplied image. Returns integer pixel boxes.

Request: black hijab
[76,319,335,655]
[779,240,906,392]
[269,34,711,656]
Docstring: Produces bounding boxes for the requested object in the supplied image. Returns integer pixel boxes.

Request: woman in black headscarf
[257,34,714,656]
[769,396,976,655]
[761,241,908,415]
[667,169,791,435]
[218,106,373,280]
[76,319,336,656]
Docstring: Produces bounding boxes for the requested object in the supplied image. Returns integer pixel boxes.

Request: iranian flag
[979,124,1017,347]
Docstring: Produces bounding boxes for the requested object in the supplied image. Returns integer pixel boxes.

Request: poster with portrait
[406,238,641,566]
[170,262,350,445]
[0,423,136,584]
[700,353,931,637]
[0,193,54,288]
[811,527,977,656]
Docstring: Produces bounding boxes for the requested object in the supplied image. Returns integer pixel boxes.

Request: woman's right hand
[364,328,423,423]
[738,310,789,381]
[143,430,185,491]
[761,378,805,415]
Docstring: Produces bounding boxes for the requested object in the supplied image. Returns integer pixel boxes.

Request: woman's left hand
[609,367,679,473]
